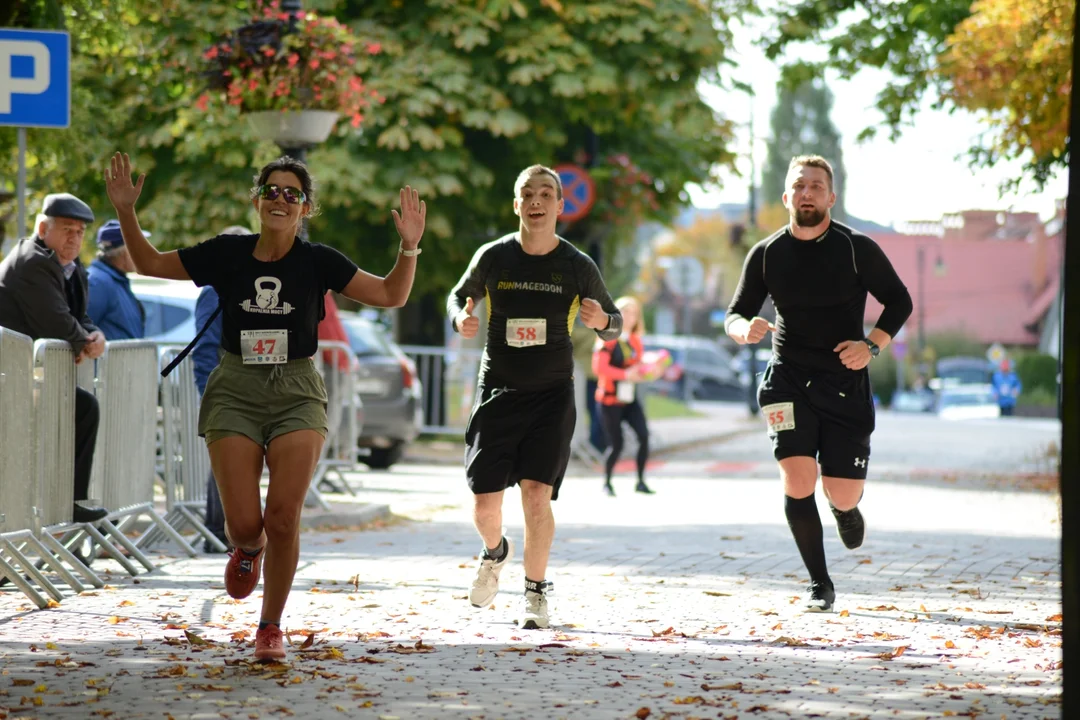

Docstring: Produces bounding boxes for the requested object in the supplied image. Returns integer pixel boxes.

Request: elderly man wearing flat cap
[87,219,146,340]
[0,193,109,523]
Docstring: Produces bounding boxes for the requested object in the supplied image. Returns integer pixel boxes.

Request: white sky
[687,18,1069,228]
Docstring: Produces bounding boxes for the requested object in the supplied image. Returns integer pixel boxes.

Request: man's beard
[791,206,826,227]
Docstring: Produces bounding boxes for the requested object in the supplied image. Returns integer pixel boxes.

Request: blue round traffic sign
[554,164,596,223]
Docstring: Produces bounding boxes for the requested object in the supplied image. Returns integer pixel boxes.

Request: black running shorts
[756,361,875,480]
[465,380,576,500]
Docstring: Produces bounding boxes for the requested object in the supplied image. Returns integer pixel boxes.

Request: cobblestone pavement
[0,467,1062,720]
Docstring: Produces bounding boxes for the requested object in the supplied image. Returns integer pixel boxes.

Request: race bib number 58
[240,329,288,364]
[761,402,795,433]
[506,318,547,348]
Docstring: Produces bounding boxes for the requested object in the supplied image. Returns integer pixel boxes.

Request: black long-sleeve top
[725,222,913,373]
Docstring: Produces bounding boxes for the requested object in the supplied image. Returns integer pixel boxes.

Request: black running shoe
[805,581,835,613]
[831,505,865,549]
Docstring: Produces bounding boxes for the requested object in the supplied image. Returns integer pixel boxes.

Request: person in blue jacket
[992,359,1022,417]
[192,225,253,552]
[87,219,146,339]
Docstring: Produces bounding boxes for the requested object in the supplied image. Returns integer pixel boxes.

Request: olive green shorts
[199,351,328,447]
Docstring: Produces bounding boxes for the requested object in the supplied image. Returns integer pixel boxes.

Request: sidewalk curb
[651,423,760,458]
[300,502,393,531]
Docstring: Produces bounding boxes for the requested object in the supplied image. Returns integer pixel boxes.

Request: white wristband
[399,244,421,257]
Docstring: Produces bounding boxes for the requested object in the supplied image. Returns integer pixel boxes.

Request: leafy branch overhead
[762,0,1071,189]
[0,0,741,300]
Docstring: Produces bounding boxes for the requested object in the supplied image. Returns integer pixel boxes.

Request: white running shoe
[519,581,553,630]
[469,537,513,608]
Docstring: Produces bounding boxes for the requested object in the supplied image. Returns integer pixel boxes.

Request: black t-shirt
[447,234,622,390]
[725,221,913,373]
[178,234,358,360]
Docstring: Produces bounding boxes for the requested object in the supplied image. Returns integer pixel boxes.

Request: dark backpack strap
[161,304,222,378]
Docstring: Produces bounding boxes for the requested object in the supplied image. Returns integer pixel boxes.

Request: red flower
[204,45,219,60]
[326,72,337,82]
[195,93,210,112]
[287,53,299,68]
[262,47,276,58]
[366,42,381,55]
[309,59,320,69]
[351,113,363,128]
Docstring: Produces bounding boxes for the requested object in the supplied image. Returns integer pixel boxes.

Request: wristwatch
[863,339,880,358]
[399,243,422,257]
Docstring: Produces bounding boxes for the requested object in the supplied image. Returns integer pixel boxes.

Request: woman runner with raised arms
[104,151,426,661]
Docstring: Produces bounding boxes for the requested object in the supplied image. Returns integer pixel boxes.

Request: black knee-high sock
[784,494,831,587]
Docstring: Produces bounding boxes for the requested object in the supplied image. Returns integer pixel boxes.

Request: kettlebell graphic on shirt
[240,276,294,315]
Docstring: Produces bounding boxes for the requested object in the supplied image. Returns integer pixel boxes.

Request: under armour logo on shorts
[853,457,867,468]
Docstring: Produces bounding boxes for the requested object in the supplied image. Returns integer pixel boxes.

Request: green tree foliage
[760,0,1068,189]
[1,0,742,340]
[760,79,846,221]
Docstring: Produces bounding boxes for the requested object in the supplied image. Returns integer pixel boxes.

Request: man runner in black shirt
[725,155,912,612]
[448,165,622,629]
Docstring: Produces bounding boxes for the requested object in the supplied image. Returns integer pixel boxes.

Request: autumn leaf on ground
[107,616,126,625]
[703,682,743,691]
[871,645,909,661]
[703,591,731,597]
[1046,614,1062,622]
[184,630,211,646]
[774,636,809,647]
[635,708,651,719]
[838,610,850,617]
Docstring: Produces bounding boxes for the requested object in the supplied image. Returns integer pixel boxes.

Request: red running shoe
[224,547,264,599]
[254,624,286,661]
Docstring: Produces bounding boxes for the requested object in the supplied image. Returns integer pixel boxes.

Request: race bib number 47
[506,318,547,348]
[761,402,795,433]
[240,329,288,364]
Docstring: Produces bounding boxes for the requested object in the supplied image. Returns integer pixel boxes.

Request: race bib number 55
[240,330,288,364]
[762,402,795,433]
[506,318,547,348]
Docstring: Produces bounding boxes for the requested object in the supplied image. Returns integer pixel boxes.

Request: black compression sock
[483,537,507,562]
[784,494,832,588]
[258,620,280,631]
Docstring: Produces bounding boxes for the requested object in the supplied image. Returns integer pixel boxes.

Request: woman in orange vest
[592,296,654,496]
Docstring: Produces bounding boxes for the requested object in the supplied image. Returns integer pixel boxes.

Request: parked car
[129,274,199,344]
[731,347,773,388]
[337,311,421,469]
[932,356,993,389]
[936,383,1000,421]
[642,334,741,401]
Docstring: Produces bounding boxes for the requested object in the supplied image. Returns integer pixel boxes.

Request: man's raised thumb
[465,296,475,315]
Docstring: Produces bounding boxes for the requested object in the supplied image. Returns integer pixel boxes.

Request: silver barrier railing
[399,344,483,435]
[86,341,196,566]
[138,346,225,553]
[0,328,36,534]
[29,340,112,597]
[309,340,362,508]
[0,328,81,608]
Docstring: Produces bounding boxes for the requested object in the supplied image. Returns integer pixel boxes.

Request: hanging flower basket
[246,109,339,148]
[197,0,381,134]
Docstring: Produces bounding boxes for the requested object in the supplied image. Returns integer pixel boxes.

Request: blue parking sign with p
[0,29,70,128]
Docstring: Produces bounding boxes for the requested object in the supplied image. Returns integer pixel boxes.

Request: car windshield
[341,318,393,356]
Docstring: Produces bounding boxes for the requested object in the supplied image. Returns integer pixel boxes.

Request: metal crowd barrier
[138,346,225,553]
[33,340,146,584]
[0,329,87,608]
[399,344,483,435]
[84,342,196,566]
[309,340,362,508]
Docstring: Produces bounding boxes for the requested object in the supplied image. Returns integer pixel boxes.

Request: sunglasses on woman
[256,183,307,205]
